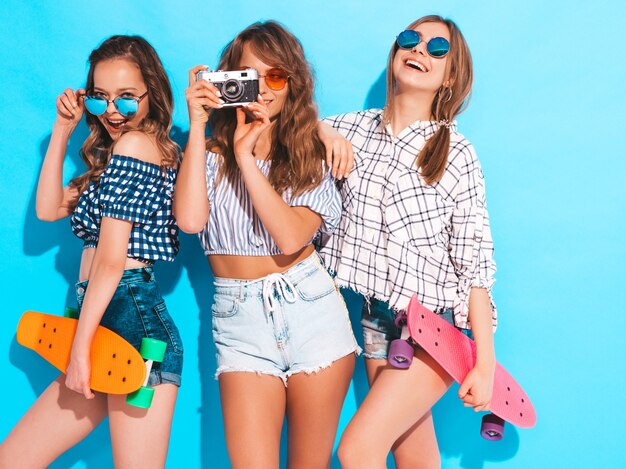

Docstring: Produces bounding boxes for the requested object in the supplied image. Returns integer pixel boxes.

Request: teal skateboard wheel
[139,338,166,362]
[126,386,155,409]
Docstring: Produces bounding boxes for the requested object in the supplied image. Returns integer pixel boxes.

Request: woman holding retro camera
[317,16,498,467]
[174,20,359,469]
[0,35,182,468]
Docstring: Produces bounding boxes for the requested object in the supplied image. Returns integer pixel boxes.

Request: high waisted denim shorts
[211,252,359,385]
[76,267,183,387]
[361,296,472,360]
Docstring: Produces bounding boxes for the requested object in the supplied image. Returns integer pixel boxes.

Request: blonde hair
[383,16,473,185]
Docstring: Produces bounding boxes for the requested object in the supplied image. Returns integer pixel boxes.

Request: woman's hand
[55,88,85,129]
[233,95,270,162]
[458,362,495,412]
[185,65,225,125]
[65,346,95,399]
[318,121,354,179]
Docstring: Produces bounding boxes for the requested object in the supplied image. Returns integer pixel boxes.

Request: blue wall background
[1,1,624,467]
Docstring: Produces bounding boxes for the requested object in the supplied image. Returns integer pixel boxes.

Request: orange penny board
[17,311,146,395]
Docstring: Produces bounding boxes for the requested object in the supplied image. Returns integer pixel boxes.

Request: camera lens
[221,79,244,102]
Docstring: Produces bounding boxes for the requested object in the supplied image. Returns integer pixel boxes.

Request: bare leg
[0,375,107,469]
[365,358,442,468]
[286,354,355,469]
[108,383,178,468]
[219,372,286,469]
[337,350,453,469]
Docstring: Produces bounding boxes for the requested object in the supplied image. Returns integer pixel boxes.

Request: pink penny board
[406,295,536,428]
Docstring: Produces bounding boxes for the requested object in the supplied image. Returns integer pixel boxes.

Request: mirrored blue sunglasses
[84,91,148,117]
[396,30,450,58]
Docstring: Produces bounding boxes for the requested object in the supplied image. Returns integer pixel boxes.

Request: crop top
[70,154,178,263]
[198,151,341,256]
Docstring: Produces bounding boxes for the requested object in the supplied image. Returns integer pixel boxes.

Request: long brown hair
[208,21,326,197]
[69,35,178,209]
[383,16,473,185]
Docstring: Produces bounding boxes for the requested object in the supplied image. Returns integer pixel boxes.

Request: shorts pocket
[295,269,336,302]
[211,294,240,318]
[153,301,184,354]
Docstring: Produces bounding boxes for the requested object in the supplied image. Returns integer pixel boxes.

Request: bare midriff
[209,244,315,279]
[78,247,150,282]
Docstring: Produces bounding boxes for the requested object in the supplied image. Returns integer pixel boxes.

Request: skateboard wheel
[394,312,406,329]
[481,413,505,441]
[139,338,167,362]
[388,339,413,369]
[126,386,154,409]
[64,307,79,319]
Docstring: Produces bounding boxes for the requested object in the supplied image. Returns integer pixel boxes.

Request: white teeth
[406,59,427,72]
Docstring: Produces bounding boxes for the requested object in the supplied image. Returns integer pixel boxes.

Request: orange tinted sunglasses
[258,67,289,91]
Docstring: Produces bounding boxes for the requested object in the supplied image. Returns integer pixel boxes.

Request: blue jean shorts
[76,267,183,387]
[211,252,360,385]
[361,296,472,360]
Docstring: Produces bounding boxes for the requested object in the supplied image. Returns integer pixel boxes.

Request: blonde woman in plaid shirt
[318,16,497,468]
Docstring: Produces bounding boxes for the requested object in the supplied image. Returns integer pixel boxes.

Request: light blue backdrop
[1,1,624,468]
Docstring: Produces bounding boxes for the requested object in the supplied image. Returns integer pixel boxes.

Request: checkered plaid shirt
[316,110,497,330]
[71,154,179,263]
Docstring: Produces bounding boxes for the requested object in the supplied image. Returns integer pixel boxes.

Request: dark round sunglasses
[396,30,450,58]
[84,91,148,117]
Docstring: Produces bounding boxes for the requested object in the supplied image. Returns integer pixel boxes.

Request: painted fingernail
[216,90,222,97]
[218,99,225,105]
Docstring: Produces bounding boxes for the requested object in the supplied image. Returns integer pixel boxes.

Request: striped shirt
[315,110,497,330]
[71,154,179,263]
[199,151,342,256]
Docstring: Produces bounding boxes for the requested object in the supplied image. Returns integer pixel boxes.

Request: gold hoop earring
[440,87,452,103]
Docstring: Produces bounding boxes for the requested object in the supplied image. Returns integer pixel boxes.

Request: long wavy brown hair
[383,16,473,185]
[69,35,178,210]
[208,21,326,197]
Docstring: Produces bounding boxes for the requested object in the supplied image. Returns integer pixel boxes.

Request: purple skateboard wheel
[394,312,406,329]
[388,339,414,369]
[481,413,505,441]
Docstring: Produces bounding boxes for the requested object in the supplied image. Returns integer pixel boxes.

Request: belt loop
[142,267,153,282]
[239,282,245,301]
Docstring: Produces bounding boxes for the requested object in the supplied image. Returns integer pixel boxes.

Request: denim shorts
[211,252,359,385]
[361,296,472,360]
[76,267,183,387]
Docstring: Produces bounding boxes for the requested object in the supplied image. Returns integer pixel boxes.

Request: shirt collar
[372,109,457,140]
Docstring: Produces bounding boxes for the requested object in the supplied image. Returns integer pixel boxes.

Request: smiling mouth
[105,118,128,131]
[405,59,428,72]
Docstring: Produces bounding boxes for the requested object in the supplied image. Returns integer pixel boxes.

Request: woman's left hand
[233,95,271,163]
[318,122,354,179]
[458,363,494,412]
[65,347,95,399]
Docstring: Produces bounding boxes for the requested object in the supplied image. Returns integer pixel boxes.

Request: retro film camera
[196,68,259,107]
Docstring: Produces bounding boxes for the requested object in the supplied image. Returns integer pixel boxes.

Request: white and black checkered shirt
[316,109,497,330]
[71,154,179,264]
